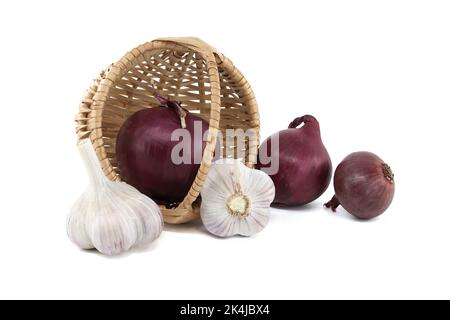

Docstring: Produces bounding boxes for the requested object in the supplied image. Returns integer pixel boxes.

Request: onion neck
[325,195,341,212]
[382,163,395,183]
[288,115,318,129]
[155,93,187,129]
[288,115,321,139]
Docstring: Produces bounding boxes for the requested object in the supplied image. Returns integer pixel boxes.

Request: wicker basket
[75,37,260,224]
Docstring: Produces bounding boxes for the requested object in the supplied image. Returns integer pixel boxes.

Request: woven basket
[75,37,260,224]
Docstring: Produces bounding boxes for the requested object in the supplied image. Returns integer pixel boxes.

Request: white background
[0,0,449,300]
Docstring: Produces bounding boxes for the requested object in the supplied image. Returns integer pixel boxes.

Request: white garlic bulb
[200,159,275,237]
[67,139,163,255]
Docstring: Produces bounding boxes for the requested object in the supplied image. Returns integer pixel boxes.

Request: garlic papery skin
[200,159,275,237]
[67,139,163,255]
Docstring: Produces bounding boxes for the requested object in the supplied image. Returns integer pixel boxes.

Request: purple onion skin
[257,115,332,206]
[116,107,208,204]
[326,152,395,219]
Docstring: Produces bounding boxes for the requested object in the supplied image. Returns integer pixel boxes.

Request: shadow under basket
[75,37,260,224]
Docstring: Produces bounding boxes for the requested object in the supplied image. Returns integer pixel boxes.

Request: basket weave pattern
[75,37,259,224]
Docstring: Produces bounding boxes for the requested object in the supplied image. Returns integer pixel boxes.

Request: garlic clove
[67,193,94,250]
[88,194,137,255]
[200,159,275,238]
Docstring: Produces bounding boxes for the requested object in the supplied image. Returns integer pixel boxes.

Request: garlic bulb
[67,139,163,255]
[200,159,275,237]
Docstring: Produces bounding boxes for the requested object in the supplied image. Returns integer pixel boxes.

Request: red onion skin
[326,152,395,219]
[257,115,332,206]
[116,107,208,204]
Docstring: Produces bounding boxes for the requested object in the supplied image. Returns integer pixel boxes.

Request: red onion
[325,151,395,219]
[257,115,332,206]
[116,96,208,205]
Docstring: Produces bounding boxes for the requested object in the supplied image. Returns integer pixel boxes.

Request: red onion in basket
[116,95,208,205]
[257,115,332,206]
[325,151,395,219]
